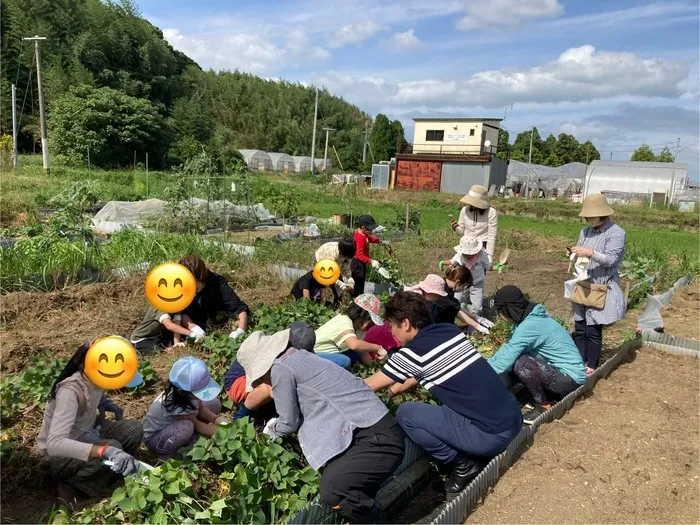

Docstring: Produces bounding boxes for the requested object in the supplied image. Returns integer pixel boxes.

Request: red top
[353,229,380,264]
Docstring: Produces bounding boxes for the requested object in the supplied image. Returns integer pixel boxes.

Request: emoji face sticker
[85,337,140,390]
[144,262,196,313]
[313,259,341,286]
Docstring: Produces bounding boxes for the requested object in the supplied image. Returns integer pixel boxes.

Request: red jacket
[353,229,380,264]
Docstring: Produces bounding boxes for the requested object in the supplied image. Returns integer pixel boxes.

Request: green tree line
[496,127,600,167]
[0,0,374,170]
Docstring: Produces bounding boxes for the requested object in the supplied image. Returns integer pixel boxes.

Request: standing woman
[38,342,143,506]
[569,194,626,375]
[451,184,498,264]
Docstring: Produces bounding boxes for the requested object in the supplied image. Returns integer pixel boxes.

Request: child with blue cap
[143,356,230,459]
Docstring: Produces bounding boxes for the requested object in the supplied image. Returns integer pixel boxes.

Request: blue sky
[141,0,699,180]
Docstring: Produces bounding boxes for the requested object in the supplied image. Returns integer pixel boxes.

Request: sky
[140,0,699,181]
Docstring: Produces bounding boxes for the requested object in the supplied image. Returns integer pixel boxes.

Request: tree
[577,140,600,164]
[630,143,656,162]
[511,127,545,165]
[655,146,675,163]
[496,129,510,160]
[49,85,169,168]
[369,114,405,162]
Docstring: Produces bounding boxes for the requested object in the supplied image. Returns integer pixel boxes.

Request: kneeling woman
[38,342,144,505]
[488,286,586,425]
[237,329,405,522]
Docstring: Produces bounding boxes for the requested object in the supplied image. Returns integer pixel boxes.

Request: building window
[425,130,444,141]
[469,129,475,136]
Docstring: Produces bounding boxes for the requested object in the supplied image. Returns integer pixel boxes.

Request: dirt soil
[468,347,699,524]
[658,280,700,341]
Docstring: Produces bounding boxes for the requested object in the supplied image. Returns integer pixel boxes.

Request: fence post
[146,152,149,197]
[87,146,91,172]
[405,202,409,233]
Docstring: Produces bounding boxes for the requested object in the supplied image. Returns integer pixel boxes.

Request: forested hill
[0,0,374,169]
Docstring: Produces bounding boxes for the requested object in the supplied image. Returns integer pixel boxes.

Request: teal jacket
[488,305,586,384]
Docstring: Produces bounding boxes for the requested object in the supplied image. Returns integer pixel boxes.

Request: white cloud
[162,27,329,74]
[456,0,563,31]
[329,22,384,48]
[384,29,424,53]
[386,46,688,108]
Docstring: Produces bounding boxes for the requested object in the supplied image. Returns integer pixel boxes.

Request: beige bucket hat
[454,235,482,256]
[579,194,614,218]
[460,185,489,209]
[237,329,290,392]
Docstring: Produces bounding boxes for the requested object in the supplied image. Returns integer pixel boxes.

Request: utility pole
[24,36,49,176]
[669,137,681,204]
[362,123,370,164]
[503,104,513,121]
[11,84,18,169]
[526,125,534,198]
[322,127,335,171]
[610,152,613,160]
[310,88,319,176]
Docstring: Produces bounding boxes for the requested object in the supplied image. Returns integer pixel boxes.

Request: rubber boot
[444,454,486,493]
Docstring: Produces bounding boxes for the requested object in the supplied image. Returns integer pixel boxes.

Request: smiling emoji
[144,262,196,313]
[313,259,341,286]
[85,336,141,390]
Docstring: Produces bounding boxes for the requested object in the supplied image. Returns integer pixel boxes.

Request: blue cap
[126,371,144,388]
[169,356,221,401]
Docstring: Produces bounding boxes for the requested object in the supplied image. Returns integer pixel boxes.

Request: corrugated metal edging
[642,331,700,353]
[288,436,426,524]
[430,339,642,525]
[643,340,700,359]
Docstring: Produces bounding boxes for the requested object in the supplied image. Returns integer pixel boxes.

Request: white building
[411,118,501,155]
[584,160,689,203]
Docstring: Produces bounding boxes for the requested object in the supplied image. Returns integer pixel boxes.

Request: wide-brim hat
[237,329,290,392]
[353,293,383,326]
[460,185,489,209]
[454,235,481,256]
[405,274,447,297]
[579,193,614,218]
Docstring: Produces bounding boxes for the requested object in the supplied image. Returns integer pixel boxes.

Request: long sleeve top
[313,242,354,286]
[267,348,388,470]
[37,372,104,461]
[183,272,250,327]
[572,220,626,326]
[488,305,586,384]
[353,230,381,264]
[455,206,498,261]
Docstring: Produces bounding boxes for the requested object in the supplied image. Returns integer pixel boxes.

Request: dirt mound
[468,347,699,524]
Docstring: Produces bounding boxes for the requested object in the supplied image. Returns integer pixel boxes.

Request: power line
[14,40,24,87]
[17,52,35,127]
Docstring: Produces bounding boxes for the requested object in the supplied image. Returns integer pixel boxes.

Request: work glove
[97,398,123,422]
[214,416,232,426]
[476,316,494,329]
[370,260,381,270]
[103,446,140,476]
[229,327,246,339]
[475,324,490,335]
[337,280,349,291]
[438,260,446,272]
[377,267,391,280]
[262,417,280,440]
[375,348,388,362]
[187,325,206,342]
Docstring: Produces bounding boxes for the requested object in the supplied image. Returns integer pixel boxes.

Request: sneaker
[523,404,550,425]
[523,402,534,410]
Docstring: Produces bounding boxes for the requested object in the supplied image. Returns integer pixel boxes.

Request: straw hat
[237,329,290,392]
[405,274,447,296]
[579,194,614,218]
[454,235,482,256]
[460,185,489,209]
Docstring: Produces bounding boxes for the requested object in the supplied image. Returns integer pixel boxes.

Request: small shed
[268,152,295,173]
[291,156,312,173]
[314,158,332,170]
[238,149,273,171]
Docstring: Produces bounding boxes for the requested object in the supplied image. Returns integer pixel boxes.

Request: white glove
[371,259,381,269]
[476,316,494,328]
[229,328,245,339]
[215,416,232,426]
[337,280,349,291]
[375,348,388,362]
[262,417,280,439]
[377,267,391,279]
[187,325,206,342]
[475,324,490,335]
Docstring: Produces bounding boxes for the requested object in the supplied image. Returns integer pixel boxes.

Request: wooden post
[624,280,631,306]
[405,202,410,232]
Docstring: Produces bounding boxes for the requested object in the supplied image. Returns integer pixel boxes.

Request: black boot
[444,454,486,493]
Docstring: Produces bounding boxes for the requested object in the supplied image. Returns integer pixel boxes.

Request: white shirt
[455,206,498,262]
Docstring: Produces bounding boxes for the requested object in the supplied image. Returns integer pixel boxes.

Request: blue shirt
[488,305,586,384]
[382,323,522,433]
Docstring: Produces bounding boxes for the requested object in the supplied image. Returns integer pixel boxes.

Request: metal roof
[590,160,689,170]
[412,117,503,122]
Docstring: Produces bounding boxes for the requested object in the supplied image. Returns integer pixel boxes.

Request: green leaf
[194,510,210,520]
[147,488,163,504]
[164,481,180,495]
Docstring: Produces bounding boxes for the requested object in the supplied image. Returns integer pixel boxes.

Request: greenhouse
[268,152,295,173]
[291,156,312,173]
[506,160,586,195]
[313,157,332,171]
[239,149,273,171]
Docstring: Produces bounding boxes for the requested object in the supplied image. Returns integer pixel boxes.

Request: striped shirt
[381,323,522,433]
[572,219,626,326]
